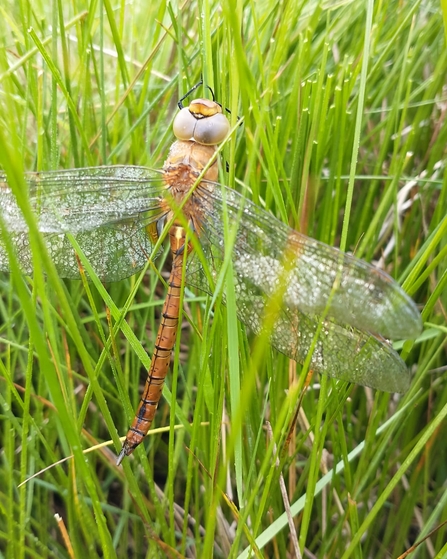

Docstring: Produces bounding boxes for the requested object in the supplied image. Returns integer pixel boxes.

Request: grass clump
[0,1,446,558]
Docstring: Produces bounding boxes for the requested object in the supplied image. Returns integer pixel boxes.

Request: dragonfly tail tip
[116,448,126,466]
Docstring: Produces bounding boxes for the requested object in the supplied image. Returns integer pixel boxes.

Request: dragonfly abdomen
[117,226,188,464]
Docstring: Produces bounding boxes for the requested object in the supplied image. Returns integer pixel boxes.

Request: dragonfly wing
[191,181,422,340]
[0,166,165,281]
[0,224,155,281]
[187,248,410,391]
[267,307,410,392]
[184,180,421,392]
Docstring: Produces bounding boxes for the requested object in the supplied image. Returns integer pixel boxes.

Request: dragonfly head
[173,98,230,146]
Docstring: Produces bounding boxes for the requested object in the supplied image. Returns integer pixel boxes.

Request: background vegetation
[0,0,446,557]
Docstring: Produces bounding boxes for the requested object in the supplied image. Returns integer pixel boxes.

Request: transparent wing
[0,164,422,391]
[0,166,165,281]
[185,180,422,392]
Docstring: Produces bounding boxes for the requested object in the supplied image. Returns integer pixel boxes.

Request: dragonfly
[0,91,422,465]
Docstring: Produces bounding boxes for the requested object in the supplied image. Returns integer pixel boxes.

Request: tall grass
[0,0,446,558]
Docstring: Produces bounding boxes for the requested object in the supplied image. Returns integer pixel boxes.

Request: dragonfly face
[172,98,230,145]
[0,94,422,464]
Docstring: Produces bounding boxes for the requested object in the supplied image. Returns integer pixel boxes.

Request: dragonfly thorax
[163,140,218,183]
[161,139,218,236]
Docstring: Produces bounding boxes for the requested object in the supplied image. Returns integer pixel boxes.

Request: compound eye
[193,113,230,145]
[173,107,197,141]
[173,99,231,145]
